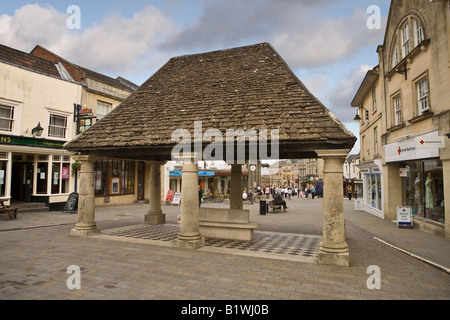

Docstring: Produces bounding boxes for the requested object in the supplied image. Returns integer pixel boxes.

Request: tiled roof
[0,44,62,79]
[65,43,356,159]
[30,45,137,92]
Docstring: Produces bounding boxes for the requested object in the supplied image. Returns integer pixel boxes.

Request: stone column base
[70,228,101,237]
[172,237,205,249]
[319,243,350,267]
[145,213,166,225]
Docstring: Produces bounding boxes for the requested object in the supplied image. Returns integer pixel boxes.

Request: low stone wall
[199,207,260,241]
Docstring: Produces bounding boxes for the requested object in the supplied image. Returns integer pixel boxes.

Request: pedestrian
[198,185,203,207]
[274,191,288,212]
[311,185,316,199]
[288,187,292,200]
[347,185,352,200]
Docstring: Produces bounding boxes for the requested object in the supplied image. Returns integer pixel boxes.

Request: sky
[0,0,392,155]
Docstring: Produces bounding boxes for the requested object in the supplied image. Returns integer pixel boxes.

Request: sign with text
[396,206,413,229]
[172,192,181,206]
[385,131,441,163]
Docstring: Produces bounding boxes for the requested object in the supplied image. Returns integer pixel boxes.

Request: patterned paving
[100,224,321,264]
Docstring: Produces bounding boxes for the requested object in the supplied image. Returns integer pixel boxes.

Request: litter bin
[260,200,267,215]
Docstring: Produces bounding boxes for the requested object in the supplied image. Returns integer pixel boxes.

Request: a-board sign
[63,192,78,214]
[396,206,413,228]
[172,192,181,206]
[166,190,175,202]
[354,199,363,211]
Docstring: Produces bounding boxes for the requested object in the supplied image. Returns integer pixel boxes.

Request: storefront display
[94,160,135,197]
[404,160,444,223]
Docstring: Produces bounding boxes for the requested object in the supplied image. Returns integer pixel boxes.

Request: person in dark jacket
[274,192,288,211]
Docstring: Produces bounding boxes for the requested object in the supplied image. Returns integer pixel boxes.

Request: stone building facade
[352,0,450,238]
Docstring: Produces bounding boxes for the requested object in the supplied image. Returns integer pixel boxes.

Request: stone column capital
[315,149,351,159]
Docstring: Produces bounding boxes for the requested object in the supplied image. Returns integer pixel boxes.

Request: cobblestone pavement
[0,197,449,302]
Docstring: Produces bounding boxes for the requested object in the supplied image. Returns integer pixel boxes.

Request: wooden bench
[0,207,19,221]
[268,200,283,212]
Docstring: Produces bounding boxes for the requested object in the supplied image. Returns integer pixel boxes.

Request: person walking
[347,185,352,200]
[311,185,316,199]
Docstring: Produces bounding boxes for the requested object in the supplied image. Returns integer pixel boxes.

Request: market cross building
[65,43,356,266]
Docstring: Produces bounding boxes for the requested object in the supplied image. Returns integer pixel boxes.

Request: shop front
[358,161,383,218]
[0,134,74,210]
[385,131,446,228]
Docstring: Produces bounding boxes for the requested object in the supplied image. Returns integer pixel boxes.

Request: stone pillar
[70,155,100,237]
[172,162,205,249]
[145,161,165,225]
[230,164,243,210]
[383,163,403,221]
[316,150,350,267]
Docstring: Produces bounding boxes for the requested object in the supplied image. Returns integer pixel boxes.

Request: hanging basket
[71,161,81,176]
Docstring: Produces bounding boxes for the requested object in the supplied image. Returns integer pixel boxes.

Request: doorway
[137,161,145,201]
[11,162,34,202]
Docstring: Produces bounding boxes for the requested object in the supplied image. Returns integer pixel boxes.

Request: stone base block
[70,228,101,237]
[172,237,205,249]
[318,250,350,267]
[199,222,260,241]
[145,214,166,225]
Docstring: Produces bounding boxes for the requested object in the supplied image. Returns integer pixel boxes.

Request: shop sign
[399,167,410,177]
[385,131,441,163]
[172,192,181,206]
[0,135,65,149]
[166,190,175,202]
[354,199,363,211]
[396,206,413,229]
[199,171,215,177]
[169,171,182,176]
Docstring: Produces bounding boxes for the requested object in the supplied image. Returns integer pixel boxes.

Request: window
[401,22,410,58]
[417,78,429,114]
[414,18,424,46]
[392,44,399,68]
[49,114,68,138]
[97,101,112,121]
[372,88,377,112]
[393,95,403,126]
[0,105,14,132]
[94,160,135,196]
[374,127,379,156]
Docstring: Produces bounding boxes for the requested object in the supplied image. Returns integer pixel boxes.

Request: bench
[268,200,283,212]
[0,207,19,221]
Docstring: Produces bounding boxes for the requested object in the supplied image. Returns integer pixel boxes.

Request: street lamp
[353,107,369,123]
[32,122,44,137]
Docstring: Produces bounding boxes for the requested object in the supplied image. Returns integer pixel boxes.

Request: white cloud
[0,4,177,80]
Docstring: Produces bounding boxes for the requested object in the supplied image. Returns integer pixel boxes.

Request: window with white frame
[414,18,424,47]
[374,127,379,156]
[417,78,429,114]
[393,95,403,126]
[0,105,14,132]
[401,22,410,58]
[372,87,377,112]
[392,44,399,68]
[97,101,112,121]
[48,114,68,138]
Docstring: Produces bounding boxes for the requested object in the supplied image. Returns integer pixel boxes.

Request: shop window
[365,174,382,211]
[94,160,135,196]
[404,160,444,224]
[37,162,48,194]
[0,161,7,197]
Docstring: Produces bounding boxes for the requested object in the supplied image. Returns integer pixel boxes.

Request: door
[137,162,145,200]
[11,162,33,202]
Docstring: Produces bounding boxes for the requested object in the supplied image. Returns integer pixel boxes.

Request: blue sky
[0,0,392,154]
